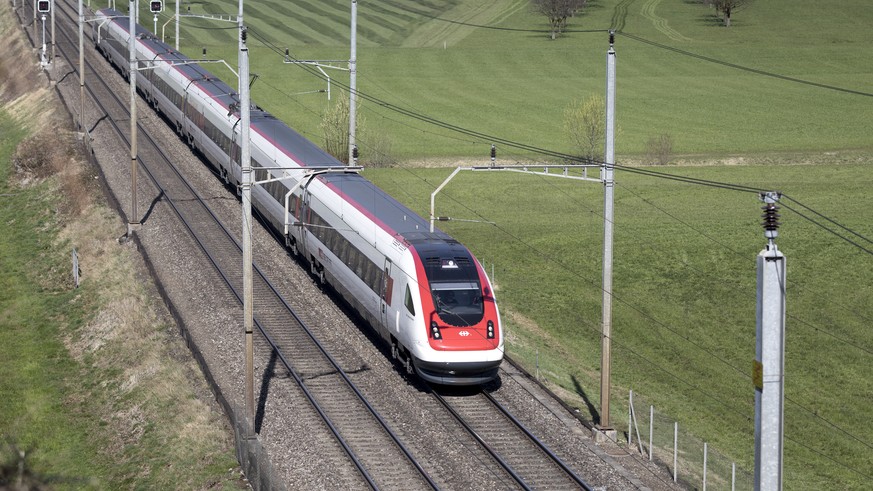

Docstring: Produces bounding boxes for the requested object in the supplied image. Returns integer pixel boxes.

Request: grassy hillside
[364,160,873,489]
[137,0,873,488]
[159,0,873,160]
[1,4,240,487]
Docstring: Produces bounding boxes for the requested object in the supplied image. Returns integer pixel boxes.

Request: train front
[410,243,504,385]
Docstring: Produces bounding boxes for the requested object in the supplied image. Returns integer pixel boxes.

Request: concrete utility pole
[599,30,617,432]
[754,191,786,491]
[175,0,179,51]
[238,0,255,438]
[79,0,85,135]
[128,0,140,232]
[50,0,55,69]
[348,0,357,166]
[39,11,47,67]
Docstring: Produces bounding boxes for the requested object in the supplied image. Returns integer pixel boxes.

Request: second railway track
[45,2,436,488]
[26,1,673,489]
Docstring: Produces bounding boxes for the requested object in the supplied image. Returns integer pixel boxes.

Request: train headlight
[430,321,442,340]
[487,320,495,339]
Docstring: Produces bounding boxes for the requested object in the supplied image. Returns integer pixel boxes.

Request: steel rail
[47,3,437,488]
[482,391,594,490]
[431,391,532,490]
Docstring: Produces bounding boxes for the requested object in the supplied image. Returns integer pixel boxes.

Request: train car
[93,9,503,385]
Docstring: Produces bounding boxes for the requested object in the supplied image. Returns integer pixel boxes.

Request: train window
[404,285,415,316]
[431,281,483,327]
[364,261,378,292]
[336,238,350,265]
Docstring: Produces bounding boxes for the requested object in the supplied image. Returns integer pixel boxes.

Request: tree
[714,0,751,27]
[563,95,605,162]
[320,96,352,164]
[531,0,588,40]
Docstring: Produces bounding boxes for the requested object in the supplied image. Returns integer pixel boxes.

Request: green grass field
[0,110,243,488]
[163,0,873,160]
[364,161,872,489]
[143,0,873,487]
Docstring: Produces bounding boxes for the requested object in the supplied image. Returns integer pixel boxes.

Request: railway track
[44,2,436,489]
[433,388,592,490]
[29,2,606,488]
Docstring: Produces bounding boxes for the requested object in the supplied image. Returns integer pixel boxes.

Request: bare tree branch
[531,0,588,39]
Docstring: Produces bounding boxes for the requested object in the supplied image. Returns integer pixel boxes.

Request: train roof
[319,172,457,245]
[98,9,463,253]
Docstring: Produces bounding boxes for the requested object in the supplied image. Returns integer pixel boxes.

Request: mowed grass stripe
[170,0,873,157]
[399,0,514,48]
[249,1,349,46]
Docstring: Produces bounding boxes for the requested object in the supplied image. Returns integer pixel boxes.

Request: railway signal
[37,0,50,12]
[149,1,163,13]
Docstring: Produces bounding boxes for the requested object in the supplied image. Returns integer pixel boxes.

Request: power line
[243,23,873,476]
[248,25,873,262]
[415,11,609,34]
[617,32,873,99]
[413,10,873,99]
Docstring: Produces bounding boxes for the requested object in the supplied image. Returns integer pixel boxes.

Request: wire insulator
[761,202,780,238]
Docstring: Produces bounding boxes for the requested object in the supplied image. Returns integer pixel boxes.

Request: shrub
[645,133,674,165]
[563,95,605,163]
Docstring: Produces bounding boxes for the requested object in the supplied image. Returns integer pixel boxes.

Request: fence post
[673,422,678,482]
[535,349,539,380]
[732,462,736,491]
[628,390,633,446]
[72,248,80,288]
[703,442,708,491]
[649,405,654,461]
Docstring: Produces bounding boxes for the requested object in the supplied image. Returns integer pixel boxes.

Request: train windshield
[431,281,484,327]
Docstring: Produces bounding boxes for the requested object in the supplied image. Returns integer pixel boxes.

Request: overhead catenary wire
[407,11,873,99]
[172,17,873,480]
[246,24,873,366]
[617,32,873,99]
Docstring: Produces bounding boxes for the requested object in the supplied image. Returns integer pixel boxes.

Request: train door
[228,124,239,186]
[380,258,395,332]
[299,186,312,261]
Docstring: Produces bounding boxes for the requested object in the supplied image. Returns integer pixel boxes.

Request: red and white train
[93,9,504,385]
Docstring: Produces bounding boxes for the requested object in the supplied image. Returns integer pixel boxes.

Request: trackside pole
[238,0,255,438]
[174,0,179,51]
[598,30,617,434]
[754,191,785,491]
[50,0,55,71]
[128,0,139,232]
[79,0,85,136]
[348,0,357,166]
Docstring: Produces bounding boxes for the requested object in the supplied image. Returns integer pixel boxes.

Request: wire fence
[628,389,753,491]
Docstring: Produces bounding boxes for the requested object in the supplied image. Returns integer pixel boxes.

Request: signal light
[149,1,163,13]
[37,0,50,13]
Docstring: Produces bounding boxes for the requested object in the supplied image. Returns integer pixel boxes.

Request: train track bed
[29,2,678,489]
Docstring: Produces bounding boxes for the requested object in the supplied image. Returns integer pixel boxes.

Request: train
[92,8,504,385]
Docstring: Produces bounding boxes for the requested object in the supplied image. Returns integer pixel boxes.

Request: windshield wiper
[436,297,468,326]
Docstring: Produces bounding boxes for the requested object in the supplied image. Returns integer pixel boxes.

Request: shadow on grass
[572,374,600,425]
